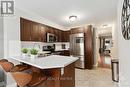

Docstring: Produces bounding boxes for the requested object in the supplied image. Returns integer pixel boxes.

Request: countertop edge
[10,55,79,69]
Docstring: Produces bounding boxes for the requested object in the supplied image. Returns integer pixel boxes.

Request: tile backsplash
[54,42,69,51]
[21,41,70,52]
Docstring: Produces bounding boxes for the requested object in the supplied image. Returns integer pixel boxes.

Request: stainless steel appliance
[42,45,61,55]
[42,45,55,52]
[47,33,57,42]
[70,33,85,69]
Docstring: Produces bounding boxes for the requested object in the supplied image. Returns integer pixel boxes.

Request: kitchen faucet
[33,43,41,50]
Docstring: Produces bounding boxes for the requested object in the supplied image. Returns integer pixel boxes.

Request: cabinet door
[30,22,40,41]
[59,50,70,56]
[20,18,31,41]
[70,27,84,34]
[63,31,66,42]
[39,24,46,42]
[63,31,70,42]
[54,29,59,42]
[58,30,62,42]
[47,26,54,34]
[66,30,70,42]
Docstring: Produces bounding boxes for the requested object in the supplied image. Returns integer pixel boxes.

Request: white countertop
[10,55,78,69]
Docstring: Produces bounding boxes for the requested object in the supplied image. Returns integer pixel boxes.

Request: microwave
[47,33,57,42]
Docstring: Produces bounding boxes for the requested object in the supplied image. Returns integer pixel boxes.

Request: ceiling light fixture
[69,15,77,22]
[102,24,112,28]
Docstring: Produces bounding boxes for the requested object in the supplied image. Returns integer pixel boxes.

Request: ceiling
[16,0,118,28]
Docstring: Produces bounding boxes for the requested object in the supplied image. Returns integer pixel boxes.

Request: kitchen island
[11,55,78,87]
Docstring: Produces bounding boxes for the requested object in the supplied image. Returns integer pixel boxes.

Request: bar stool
[0,62,14,72]
[0,59,8,63]
[0,59,32,87]
[11,72,32,87]
[27,67,47,87]
[10,64,33,87]
[10,64,31,72]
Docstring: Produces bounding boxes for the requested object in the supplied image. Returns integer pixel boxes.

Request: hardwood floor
[98,54,111,69]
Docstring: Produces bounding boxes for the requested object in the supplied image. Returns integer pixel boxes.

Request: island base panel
[37,63,75,87]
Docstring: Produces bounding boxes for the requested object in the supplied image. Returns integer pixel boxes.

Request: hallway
[75,68,118,87]
[98,55,111,68]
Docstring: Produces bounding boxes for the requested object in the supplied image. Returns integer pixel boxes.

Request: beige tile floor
[75,68,119,87]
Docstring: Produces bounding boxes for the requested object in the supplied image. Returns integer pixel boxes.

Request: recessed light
[69,15,77,22]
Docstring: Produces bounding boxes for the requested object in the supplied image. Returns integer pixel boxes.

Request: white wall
[98,27,112,35]
[3,11,21,64]
[0,17,4,58]
[118,0,130,87]
[93,28,98,67]
[111,20,118,59]
[95,28,100,66]
[3,14,21,59]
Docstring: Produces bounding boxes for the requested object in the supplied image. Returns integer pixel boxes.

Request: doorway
[98,35,113,68]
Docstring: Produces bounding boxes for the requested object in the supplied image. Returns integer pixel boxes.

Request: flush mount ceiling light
[69,15,77,22]
[102,24,112,28]
[102,24,108,28]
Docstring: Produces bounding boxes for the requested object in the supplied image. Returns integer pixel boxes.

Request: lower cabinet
[52,50,70,56]
[37,63,75,87]
[60,50,70,56]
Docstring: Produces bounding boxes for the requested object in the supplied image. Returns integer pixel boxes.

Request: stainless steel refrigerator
[70,33,85,69]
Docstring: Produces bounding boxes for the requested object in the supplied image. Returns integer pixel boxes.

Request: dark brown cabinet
[20,18,71,42]
[20,18,31,41]
[39,24,46,42]
[20,18,41,41]
[60,50,70,56]
[70,27,84,34]
[53,29,59,42]
[39,63,75,87]
[30,22,40,41]
[20,18,49,42]
[63,31,70,42]
[58,30,62,42]
[84,25,94,69]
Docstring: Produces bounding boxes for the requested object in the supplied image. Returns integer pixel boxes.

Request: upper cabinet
[20,18,31,41]
[20,18,41,42]
[30,22,40,41]
[70,27,84,34]
[39,24,47,42]
[62,31,70,42]
[20,18,70,42]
